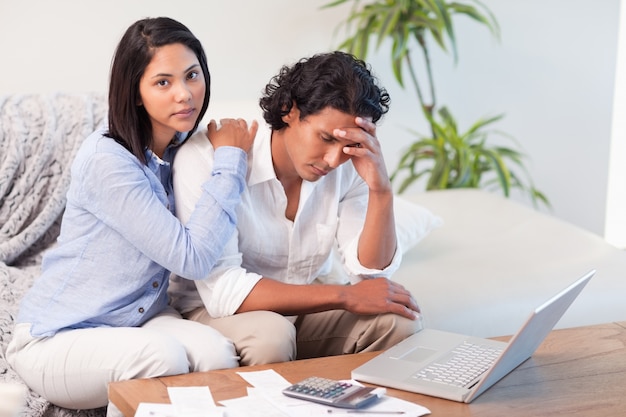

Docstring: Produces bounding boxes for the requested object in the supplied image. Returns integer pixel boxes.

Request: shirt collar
[144,131,187,167]
[247,125,277,186]
[246,124,320,209]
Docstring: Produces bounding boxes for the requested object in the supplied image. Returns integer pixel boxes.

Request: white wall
[0,0,351,100]
[0,0,620,238]
[606,0,626,248]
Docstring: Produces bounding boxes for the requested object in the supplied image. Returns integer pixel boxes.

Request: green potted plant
[323,0,549,208]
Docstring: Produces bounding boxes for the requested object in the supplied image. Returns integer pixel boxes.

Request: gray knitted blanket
[0,93,107,417]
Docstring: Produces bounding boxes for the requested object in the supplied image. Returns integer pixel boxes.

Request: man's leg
[185,308,296,365]
[143,306,239,371]
[294,310,423,359]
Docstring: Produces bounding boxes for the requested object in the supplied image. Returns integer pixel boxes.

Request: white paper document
[233,370,430,416]
[167,386,224,417]
[134,370,430,417]
[135,402,177,417]
[236,369,291,390]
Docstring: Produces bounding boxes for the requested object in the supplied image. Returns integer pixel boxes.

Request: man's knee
[382,312,423,341]
[396,314,424,338]
[237,311,296,365]
[358,312,424,352]
[190,333,239,371]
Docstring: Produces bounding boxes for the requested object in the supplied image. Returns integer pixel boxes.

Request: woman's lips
[174,108,194,118]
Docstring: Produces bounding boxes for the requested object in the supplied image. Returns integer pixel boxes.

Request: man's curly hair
[260,51,390,130]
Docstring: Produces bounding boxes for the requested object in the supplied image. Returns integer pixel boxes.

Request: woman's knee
[7,326,189,409]
[122,332,190,378]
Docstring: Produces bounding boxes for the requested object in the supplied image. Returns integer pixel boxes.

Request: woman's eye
[321,136,335,143]
[157,79,169,87]
[188,71,199,80]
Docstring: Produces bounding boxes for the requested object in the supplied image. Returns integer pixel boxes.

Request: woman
[6,17,257,414]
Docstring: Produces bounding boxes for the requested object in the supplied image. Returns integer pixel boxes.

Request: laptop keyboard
[412,341,503,387]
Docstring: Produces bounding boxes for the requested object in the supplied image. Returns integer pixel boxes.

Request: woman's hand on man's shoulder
[206,118,258,153]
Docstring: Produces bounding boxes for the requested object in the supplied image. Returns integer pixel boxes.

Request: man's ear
[282,103,300,126]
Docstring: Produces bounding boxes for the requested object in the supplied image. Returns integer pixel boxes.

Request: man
[170,51,422,365]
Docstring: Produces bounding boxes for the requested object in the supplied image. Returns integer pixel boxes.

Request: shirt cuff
[212,146,247,181]
[341,236,403,283]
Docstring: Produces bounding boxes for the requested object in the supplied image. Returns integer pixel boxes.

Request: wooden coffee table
[109,322,626,416]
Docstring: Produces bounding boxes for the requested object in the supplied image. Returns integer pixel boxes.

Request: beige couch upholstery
[395,188,626,338]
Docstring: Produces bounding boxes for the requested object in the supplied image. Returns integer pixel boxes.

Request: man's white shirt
[169,121,401,318]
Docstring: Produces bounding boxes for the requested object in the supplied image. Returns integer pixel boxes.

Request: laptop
[352,270,595,403]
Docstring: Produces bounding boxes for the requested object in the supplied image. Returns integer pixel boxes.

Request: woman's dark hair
[106,17,210,164]
[260,51,390,131]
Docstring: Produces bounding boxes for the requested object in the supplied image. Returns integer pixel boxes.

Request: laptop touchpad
[395,346,438,363]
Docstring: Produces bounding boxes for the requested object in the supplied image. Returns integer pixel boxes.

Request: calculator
[282,376,380,409]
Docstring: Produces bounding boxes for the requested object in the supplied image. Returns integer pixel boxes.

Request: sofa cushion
[394,195,443,254]
[394,189,626,338]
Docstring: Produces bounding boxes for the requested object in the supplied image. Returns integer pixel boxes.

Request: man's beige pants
[186,308,423,366]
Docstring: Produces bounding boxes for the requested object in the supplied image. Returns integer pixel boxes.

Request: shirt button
[138,307,145,313]
[152,281,159,288]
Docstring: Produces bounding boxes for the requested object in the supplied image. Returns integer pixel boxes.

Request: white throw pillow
[394,195,443,253]
[316,195,443,285]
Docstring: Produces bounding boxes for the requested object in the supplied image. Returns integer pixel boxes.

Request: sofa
[2,93,625,416]
[0,94,108,417]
